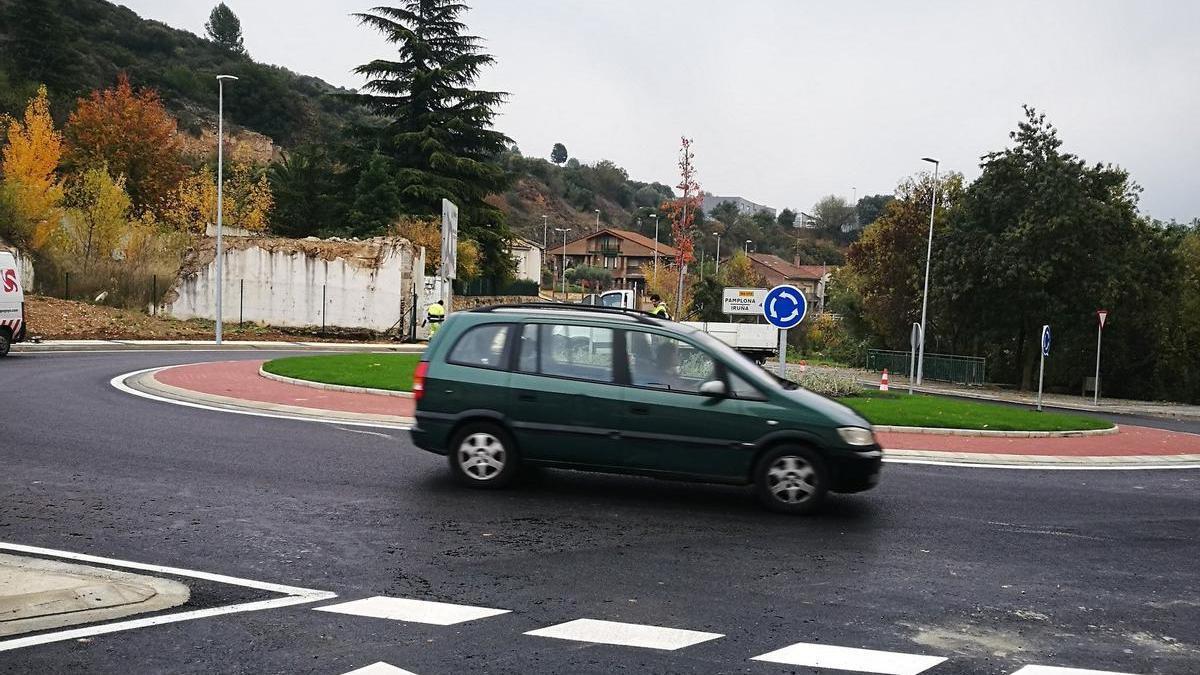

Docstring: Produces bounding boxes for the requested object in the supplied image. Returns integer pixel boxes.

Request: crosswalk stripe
[1008,662,1137,667]
[524,618,724,650]
[341,663,420,675]
[314,596,510,626]
[750,642,946,675]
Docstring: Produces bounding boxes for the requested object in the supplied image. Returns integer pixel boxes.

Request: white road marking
[750,642,946,674]
[1008,662,1137,667]
[0,541,336,652]
[315,596,510,625]
[524,618,723,650]
[333,426,395,439]
[110,367,412,431]
[342,663,421,675]
[883,457,1200,471]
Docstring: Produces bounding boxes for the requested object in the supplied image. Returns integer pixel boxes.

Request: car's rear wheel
[754,446,828,514]
[448,422,519,488]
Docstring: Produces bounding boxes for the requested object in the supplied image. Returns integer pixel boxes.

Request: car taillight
[412,361,429,403]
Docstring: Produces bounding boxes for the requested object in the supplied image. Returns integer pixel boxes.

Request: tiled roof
[747,253,828,281]
[548,228,678,257]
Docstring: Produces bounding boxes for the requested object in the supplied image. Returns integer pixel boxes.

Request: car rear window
[447,323,511,369]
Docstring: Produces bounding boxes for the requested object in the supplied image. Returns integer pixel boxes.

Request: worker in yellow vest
[649,294,671,320]
[426,300,446,337]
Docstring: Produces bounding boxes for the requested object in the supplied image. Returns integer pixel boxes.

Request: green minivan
[410,304,881,513]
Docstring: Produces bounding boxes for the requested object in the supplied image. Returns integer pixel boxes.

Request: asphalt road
[1,351,1198,674]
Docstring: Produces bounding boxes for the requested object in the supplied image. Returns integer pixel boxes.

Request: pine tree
[205,3,246,55]
[353,1,514,283]
[347,151,404,236]
[551,143,568,165]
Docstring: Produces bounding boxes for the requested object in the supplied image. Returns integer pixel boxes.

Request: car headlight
[837,426,876,447]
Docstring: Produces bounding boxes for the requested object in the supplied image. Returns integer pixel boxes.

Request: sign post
[1037,324,1051,411]
[909,323,921,395]
[1094,310,1107,404]
[440,199,459,310]
[762,284,807,377]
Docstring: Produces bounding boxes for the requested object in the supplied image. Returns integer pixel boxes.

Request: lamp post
[916,157,939,385]
[542,214,548,248]
[650,214,660,272]
[713,232,721,276]
[555,227,570,299]
[594,209,600,229]
[214,74,238,345]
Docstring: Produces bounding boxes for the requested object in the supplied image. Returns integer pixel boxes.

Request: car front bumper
[826,446,883,493]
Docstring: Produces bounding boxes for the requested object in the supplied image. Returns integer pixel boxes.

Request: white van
[0,251,27,357]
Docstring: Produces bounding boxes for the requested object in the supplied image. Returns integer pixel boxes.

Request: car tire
[0,332,10,358]
[448,422,519,489]
[753,445,828,514]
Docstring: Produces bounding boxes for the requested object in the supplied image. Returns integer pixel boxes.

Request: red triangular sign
[1097,310,1108,329]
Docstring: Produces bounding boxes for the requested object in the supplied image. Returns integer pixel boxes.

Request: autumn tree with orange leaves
[660,137,703,316]
[65,73,188,217]
[0,85,65,252]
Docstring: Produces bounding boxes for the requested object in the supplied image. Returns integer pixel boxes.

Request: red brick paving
[154,359,414,418]
[878,426,1200,456]
[153,360,1200,456]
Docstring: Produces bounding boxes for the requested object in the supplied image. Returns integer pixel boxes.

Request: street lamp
[650,214,660,272]
[214,74,238,345]
[555,227,570,299]
[713,231,721,276]
[594,209,600,229]
[916,156,939,385]
[542,214,548,248]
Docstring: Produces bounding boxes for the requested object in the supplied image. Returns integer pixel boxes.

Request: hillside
[0,0,368,146]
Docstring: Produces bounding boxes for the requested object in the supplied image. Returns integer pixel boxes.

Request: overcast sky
[119,0,1199,223]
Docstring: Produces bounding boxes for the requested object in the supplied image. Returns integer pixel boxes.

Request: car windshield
[683,327,788,391]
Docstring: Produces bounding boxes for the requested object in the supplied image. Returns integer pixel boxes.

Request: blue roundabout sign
[763,284,807,330]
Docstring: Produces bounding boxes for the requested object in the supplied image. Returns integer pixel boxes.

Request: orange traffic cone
[879,368,890,392]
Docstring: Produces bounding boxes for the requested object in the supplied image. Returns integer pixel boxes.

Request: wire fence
[867,349,988,385]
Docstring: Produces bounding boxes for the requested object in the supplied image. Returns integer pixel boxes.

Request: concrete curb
[14,340,425,353]
[0,553,189,637]
[874,424,1119,438]
[258,366,414,398]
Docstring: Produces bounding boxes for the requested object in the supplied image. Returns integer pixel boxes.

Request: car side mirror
[699,380,727,397]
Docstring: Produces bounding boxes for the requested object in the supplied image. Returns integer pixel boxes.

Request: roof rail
[468,302,663,323]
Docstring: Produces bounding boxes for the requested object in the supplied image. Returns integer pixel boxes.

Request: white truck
[587,289,779,362]
[0,250,28,357]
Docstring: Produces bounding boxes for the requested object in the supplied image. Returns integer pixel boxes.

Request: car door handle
[518,393,538,402]
[630,406,650,415]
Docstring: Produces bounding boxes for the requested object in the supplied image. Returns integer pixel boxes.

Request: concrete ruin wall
[164,236,423,332]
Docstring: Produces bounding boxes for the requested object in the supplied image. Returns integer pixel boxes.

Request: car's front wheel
[0,331,10,358]
[448,422,519,489]
[754,446,828,514]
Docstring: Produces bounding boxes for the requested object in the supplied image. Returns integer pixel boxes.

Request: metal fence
[866,349,987,386]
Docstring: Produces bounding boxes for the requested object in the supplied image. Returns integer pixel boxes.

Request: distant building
[702,195,777,219]
[509,236,543,283]
[546,228,679,289]
[745,253,834,312]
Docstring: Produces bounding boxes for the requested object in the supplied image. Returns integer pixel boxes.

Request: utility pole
[555,228,570,299]
[916,157,939,385]
[214,74,238,345]
[713,232,721,276]
[650,214,660,272]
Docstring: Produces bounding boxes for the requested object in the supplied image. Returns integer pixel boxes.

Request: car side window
[539,324,614,382]
[626,332,718,394]
[517,323,538,373]
[447,324,511,369]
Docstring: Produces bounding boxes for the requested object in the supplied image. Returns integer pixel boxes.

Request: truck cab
[0,251,27,357]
